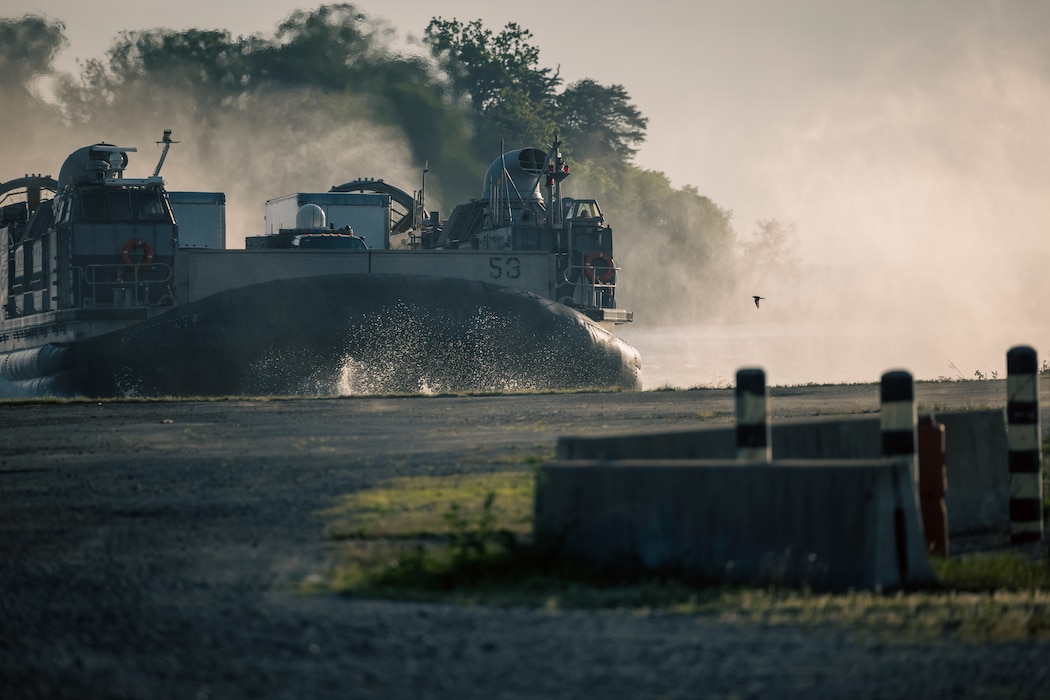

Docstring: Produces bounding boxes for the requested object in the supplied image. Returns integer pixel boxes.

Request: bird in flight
[753,295,765,308]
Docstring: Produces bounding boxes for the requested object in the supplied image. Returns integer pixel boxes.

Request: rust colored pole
[918,415,949,556]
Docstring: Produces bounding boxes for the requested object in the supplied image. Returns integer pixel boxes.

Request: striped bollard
[881,370,918,483]
[1006,346,1044,543]
[736,368,770,462]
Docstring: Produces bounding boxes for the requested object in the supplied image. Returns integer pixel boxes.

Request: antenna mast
[420,159,428,228]
[152,129,178,178]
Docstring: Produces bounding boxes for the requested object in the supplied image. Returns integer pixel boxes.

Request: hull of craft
[12,273,640,397]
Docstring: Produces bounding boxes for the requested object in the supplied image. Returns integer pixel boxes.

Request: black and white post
[880,370,918,483]
[1007,346,1044,543]
[736,368,770,462]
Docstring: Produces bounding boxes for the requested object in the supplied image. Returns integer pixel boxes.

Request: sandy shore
[2,382,1048,699]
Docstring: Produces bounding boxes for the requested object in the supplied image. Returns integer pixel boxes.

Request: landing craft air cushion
[0,131,640,396]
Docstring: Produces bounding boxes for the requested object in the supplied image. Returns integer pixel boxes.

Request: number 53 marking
[488,256,521,279]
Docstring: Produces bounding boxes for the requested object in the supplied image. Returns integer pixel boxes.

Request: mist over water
[619,6,1050,389]
[622,319,1047,390]
[622,252,1050,389]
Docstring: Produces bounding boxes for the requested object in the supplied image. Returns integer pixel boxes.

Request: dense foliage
[1,5,791,322]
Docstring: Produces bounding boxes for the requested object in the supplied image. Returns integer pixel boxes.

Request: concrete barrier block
[772,416,881,460]
[534,458,936,592]
[556,410,1010,536]
[935,409,1009,534]
[556,426,735,460]
[555,415,882,462]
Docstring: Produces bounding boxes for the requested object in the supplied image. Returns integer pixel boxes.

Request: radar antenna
[152,129,178,178]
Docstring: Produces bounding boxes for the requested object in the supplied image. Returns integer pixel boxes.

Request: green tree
[54,5,480,207]
[0,15,68,152]
[0,14,66,97]
[742,218,798,272]
[425,18,560,148]
[106,28,246,89]
[58,26,249,128]
[557,79,648,162]
[424,17,649,172]
[75,4,402,98]
[254,5,408,92]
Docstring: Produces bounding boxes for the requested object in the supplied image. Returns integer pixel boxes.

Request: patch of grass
[491,444,555,468]
[918,402,993,415]
[695,409,733,421]
[322,472,534,541]
[317,473,1050,641]
[1043,437,1050,518]
[711,587,1050,642]
[933,552,1050,591]
[327,534,728,609]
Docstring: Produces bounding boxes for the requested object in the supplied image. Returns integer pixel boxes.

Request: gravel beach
[2,383,1049,699]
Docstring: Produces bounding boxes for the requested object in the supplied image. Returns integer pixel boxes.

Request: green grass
[322,472,534,541]
[934,552,1050,591]
[313,471,1050,641]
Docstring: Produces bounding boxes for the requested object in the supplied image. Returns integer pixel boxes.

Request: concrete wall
[935,410,1009,534]
[556,415,881,462]
[556,410,1009,535]
[534,458,935,591]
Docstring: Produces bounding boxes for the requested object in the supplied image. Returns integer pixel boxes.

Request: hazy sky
[5,0,1050,380]
[5,1,1049,259]
[9,1,1050,261]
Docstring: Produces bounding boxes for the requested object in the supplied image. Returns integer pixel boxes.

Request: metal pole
[419,160,428,230]
[736,368,770,462]
[881,370,918,483]
[1006,346,1044,543]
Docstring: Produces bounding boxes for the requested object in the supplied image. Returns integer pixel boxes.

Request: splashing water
[242,301,598,396]
[329,303,555,395]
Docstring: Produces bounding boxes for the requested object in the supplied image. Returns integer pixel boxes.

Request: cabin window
[77,189,170,223]
[109,191,133,221]
[79,192,110,222]
[134,191,168,221]
[566,199,603,221]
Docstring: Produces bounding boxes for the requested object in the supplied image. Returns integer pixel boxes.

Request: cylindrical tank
[480,148,547,203]
[295,203,326,229]
[0,344,68,381]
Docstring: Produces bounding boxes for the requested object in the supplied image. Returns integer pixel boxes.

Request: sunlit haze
[5,0,1050,387]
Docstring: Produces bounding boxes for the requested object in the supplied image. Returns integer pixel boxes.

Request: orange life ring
[121,238,154,270]
[583,250,615,283]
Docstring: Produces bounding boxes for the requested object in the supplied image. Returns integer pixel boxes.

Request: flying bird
[753,295,765,308]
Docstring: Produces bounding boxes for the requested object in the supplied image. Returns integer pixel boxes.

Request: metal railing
[561,260,620,309]
[78,263,175,309]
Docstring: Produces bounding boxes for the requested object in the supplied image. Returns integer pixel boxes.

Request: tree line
[1,5,793,323]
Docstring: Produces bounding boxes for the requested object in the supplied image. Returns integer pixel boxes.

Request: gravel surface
[2,384,1049,699]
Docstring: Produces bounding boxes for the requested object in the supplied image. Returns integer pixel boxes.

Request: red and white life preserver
[583,250,615,283]
[121,238,154,270]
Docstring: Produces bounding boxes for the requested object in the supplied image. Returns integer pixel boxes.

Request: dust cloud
[2,83,422,247]
[626,9,1050,386]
